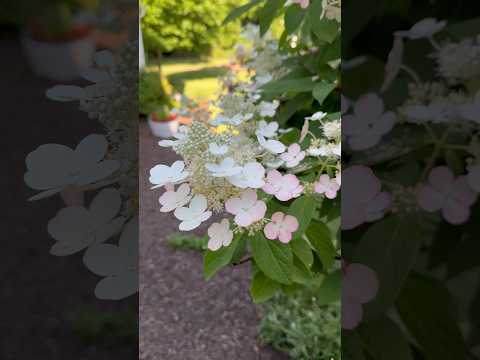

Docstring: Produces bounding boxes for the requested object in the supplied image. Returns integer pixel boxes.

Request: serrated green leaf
[203,234,243,280]
[316,270,341,305]
[223,0,265,24]
[262,77,316,94]
[396,274,465,360]
[313,81,336,105]
[354,214,434,320]
[358,316,413,360]
[290,236,314,268]
[306,221,336,270]
[259,0,285,36]
[284,4,305,35]
[250,271,281,303]
[288,195,318,239]
[251,232,293,285]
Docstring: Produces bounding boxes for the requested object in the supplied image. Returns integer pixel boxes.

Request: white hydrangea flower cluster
[151,43,341,251]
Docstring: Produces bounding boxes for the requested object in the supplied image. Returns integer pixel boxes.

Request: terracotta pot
[21,26,95,81]
[148,113,179,138]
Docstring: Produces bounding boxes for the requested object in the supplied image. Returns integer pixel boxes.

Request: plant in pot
[9,0,99,81]
[148,104,179,138]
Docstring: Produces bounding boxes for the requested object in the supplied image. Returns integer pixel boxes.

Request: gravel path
[139,122,288,360]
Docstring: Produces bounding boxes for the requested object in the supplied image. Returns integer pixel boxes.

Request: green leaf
[223,0,265,24]
[306,221,336,270]
[276,93,313,126]
[312,18,339,43]
[284,4,305,35]
[358,316,413,360]
[343,331,367,360]
[354,214,434,320]
[250,271,281,303]
[261,77,316,94]
[259,0,286,36]
[203,234,243,280]
[251,232,293,285]
[290,236,314,268]
[315,270,341,305]
[291,255,313,284]
[287,195,317,239]
[312,81,336,105]
[396,274,465,360]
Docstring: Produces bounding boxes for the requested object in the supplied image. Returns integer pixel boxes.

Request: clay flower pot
[148,112,179,138]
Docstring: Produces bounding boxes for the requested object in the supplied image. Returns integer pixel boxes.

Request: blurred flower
[257,120,280,138]
[83,216,138,300]
[259,100,280,117]
[257,134,287,154]
[416,166,477,224]
[225,190,267,227]
[263,170,304,201]
[306,111,327,121]
[150,161,189,189]
[343,93,395,150]
[342,262,379,330]
[174,195,212,231]
[281,144,306,168]
[48,188,124,256]
[206,158,243,177]
[24,134,120,201]
[264,212,299,243]
[381,35,404,93]
[209,143,229,156]
[207,219,233,251]
[342,166,392,229]
[395,18,447,40]
[459,91,480,123]
[285,0,310,9]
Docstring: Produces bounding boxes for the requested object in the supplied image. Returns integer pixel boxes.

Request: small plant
[167,232,207,251]
[139,72,171,116]
[259,291,340,360]
[66,306,138,349]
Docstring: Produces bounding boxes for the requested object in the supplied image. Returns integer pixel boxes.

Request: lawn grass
[145,56,231,102]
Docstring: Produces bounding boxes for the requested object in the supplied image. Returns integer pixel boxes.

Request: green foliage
[67,306,137,348]
[141,0,244,55]
[167,232,207,251]
[139,71,171,115]
[259,290,340,360]
[203,234,244,280]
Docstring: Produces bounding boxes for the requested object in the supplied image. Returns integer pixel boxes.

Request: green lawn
[145,57,230,102]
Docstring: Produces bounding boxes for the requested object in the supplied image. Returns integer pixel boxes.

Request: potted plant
[14,0,99,81]
[148,105,179,138]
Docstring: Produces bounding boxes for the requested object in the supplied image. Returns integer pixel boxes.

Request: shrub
[139,71,171,115]
[141,0,244,55]
[259,291,340,360]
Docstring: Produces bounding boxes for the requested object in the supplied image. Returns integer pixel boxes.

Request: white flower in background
[206,157,243,177]
[285,0,310,8]
[212,113,252,126]
[24,134,120,200]
[257,134,286,154]
[149,161,189,189]
[402,101,455,124]
[174,195,212,231]
[158,126,188,148]
[459,91,480,123]
[255,74,273,87]
[209,143,229,156]
[308,143,341,157]
[341,166,392,230]
[395,18,447,40]
[228,162,266,189]
[159,183,192,212]
[416,166,477,224]
[343,93,395,150]
[341,95,351,114]
[306,111,327,121]
[467,164,480,192]
[315,174,340,199]
[83,216,138,300]
[259,100,280,117]
[322,120,341,140]
[207,219,234,251]
[280,144,306,168]
[256,120,279,138]
[47,188,125,256]
[225,189,267,227]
